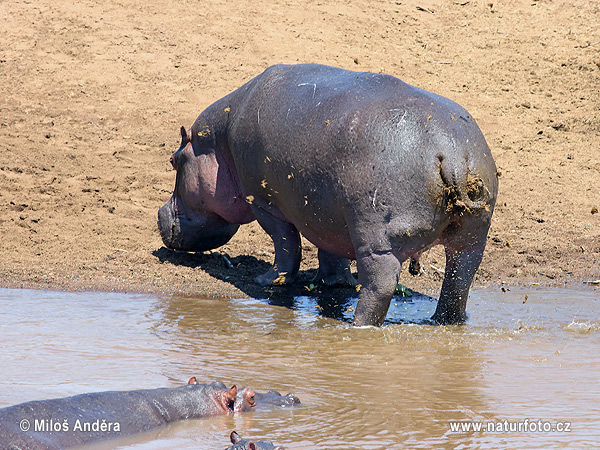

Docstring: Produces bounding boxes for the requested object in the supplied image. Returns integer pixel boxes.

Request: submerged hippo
[187,378,301,412]
[158,63,498,326]
[0,379,291,449]
[251,389,301,410]
[227,431,285,450]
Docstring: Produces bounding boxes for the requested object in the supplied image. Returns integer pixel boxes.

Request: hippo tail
[437,154,495,217]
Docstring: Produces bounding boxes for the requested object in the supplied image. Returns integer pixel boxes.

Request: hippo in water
[226,431,285,450]
[186,377,300,411]
[0,378,298,449]
[251,389,301,410]
[158,63,498,326]
[187,378,301,413]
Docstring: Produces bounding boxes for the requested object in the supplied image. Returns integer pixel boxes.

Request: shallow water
[0,286,599,449]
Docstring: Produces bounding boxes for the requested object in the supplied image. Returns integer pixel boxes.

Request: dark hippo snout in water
[0,379,252,449]
[234,388,301,412]
[227,431,285,450]
[158,63,499,326]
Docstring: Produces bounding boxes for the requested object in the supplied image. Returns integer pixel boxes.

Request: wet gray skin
[226,431,285,450]
[158,63,498,326]
[235,389,301,412]
[0,380,251,449]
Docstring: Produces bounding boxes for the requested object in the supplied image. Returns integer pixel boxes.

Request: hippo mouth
[157,195,239,252]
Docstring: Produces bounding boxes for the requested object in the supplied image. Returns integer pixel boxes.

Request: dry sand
[1,0,599,301]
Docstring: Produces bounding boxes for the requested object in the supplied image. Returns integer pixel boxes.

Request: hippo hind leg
[351,223,442,326]
[431,221,490,324]
[352,250,402,326]
[313,248,357,287]
[252,207,302,286]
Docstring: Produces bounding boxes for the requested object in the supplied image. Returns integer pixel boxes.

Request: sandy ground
[1,0,599,301]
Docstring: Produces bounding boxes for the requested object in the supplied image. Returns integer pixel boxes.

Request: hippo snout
[158,196,240,252]
[157,200,178,248]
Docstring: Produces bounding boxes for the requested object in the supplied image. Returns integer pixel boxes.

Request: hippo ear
[187,376,198,385]
[230,431,242,444]
[248,443,257,450]
[226,385,238,404]
[180,125,190,145]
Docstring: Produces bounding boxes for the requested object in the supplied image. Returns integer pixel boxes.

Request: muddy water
[0,286,599,449]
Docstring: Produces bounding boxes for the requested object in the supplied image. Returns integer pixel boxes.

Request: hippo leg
[313,249,357,287]
[352,251,402,326]
[431,223,490,324]
[253,208,302,286]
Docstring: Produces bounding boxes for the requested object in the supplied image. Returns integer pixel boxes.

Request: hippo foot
[430,311,468,325]
[314,249,358,288]
[313,270,357,288]
[255,268,295,287]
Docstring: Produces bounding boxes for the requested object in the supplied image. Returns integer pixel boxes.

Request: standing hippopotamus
[158,63,498,326]
[0,379,254,449]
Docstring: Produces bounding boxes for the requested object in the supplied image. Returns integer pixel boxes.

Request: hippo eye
[169,154,177,170]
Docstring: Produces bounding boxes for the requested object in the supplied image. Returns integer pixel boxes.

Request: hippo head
[188,377,256,413]
[228,431,285,450]
[158,126,251,252]
[213,384,239,414]
[234,386,257,412]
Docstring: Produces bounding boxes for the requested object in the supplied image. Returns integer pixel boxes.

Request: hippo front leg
[352,251,401,326]
[314,249,357,287]
[431,240,487,325]
[252,206,302,286]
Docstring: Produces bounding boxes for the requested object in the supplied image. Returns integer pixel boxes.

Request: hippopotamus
[158,63,498,326]
[227,431,285,450]
[252,390,301,409]
[0,379,277,449]
[187,378,301,412]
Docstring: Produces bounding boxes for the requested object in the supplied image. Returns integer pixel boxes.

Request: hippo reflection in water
[158,63,498,326]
